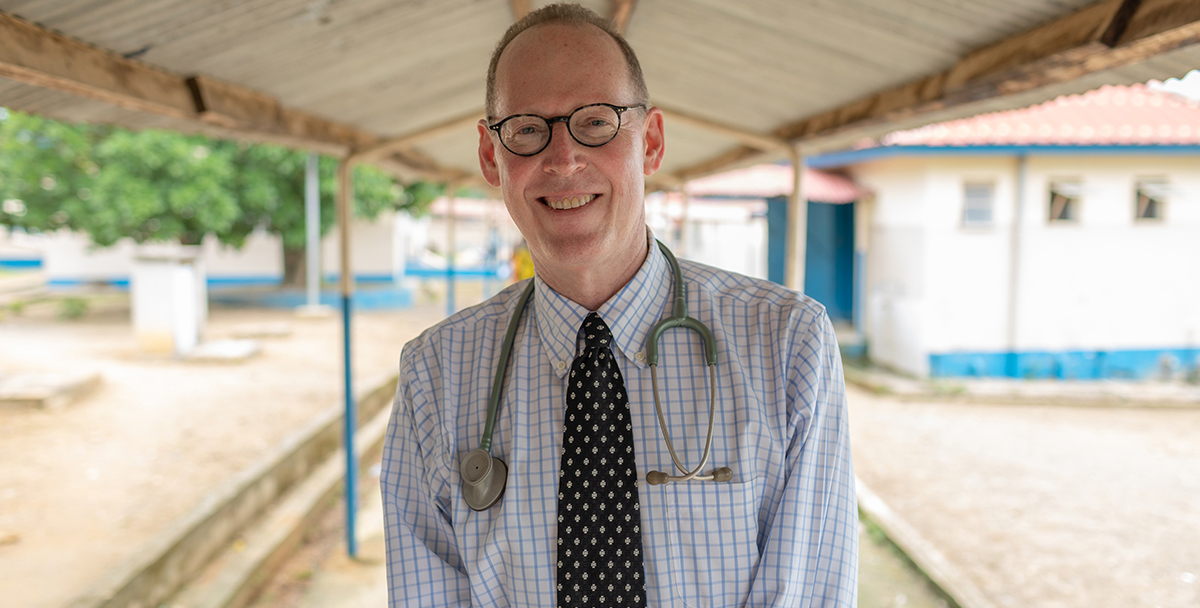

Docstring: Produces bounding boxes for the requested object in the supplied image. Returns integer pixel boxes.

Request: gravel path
[0,295,448,608]
[848,386,1200,608]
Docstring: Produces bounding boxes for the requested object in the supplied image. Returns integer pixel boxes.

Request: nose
[542,121,585,175]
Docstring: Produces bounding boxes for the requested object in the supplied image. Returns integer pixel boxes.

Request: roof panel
[1,0,1196,184]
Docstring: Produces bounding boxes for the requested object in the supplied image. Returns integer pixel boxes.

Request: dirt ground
[4,288,1198,608]
[0,290,452,608]
[848,387,1200,608]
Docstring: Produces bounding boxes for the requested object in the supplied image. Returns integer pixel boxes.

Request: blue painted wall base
[209,286,415,310]
[929,348,1200,380]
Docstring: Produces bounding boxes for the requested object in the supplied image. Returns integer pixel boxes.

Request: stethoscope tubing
[464,240,731,510]
[650,364,718,482]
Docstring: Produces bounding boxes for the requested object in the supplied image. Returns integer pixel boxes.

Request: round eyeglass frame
[487,103,645,157]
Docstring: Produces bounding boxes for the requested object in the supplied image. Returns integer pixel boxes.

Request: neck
[535,237,649,311]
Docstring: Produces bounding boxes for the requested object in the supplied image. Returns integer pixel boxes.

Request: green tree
[0,108,441,287]
[222,144,441,286]
[0,108,99,232]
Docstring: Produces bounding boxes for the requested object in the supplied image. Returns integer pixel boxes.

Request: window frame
[1134,177,1168,222]
[961,180,996,228]
[1047,178,1082,224]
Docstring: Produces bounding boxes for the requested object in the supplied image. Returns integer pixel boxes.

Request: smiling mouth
[541,194,597,210]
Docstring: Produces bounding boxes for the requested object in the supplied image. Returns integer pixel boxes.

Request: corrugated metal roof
[881,83,1200,146]
[1,0,1197,185]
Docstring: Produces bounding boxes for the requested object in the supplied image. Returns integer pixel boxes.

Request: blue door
[765,198,855,322]
[804,201,855,322]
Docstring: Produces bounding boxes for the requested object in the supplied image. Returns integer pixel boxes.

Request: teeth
[544,194,596,210]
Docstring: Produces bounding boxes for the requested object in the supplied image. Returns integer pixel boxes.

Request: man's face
[478,23,665,278]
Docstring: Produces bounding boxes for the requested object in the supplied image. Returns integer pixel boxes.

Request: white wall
[203,230,281,278]
[41,229,142,283]
[36,216,405,285]
[921,157,1016,354]
[1014,156,1200,351]
[850,153,1200,375]
[853,158,932,376]
[645,193,769,281]
[321,211,401,279]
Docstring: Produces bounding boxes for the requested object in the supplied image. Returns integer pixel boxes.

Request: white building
[810,84,1200,379]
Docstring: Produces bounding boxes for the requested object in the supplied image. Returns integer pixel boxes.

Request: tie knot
[580,312,614,351]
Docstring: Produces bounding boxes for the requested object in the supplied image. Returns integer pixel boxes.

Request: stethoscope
[461,240,734,511]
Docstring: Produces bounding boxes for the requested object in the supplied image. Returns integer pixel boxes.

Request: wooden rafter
[658,105,790,154]
[611,0,637,33]
[672,0,1200,181]
[384,147,476,184]
[353,110,485,163]
[0,11,195,120]
[0,10,378,154]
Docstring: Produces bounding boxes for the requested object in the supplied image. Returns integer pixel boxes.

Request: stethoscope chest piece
[461,448,508,511]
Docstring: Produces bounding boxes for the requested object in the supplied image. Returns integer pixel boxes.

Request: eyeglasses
[487,103,645,157]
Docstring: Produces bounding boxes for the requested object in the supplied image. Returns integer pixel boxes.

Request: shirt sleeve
[381,342,472,606]
[748,306,859,606]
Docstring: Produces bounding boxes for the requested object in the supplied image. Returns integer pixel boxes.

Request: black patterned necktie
[556,313,647,608]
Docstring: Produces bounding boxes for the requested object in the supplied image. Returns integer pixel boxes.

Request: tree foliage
[0,108,440,254]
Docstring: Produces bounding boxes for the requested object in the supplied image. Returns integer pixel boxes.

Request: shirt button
[557,360,566,370]
[635,352,645,362]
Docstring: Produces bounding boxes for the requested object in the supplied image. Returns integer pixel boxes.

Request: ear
[478,120,501,187]
[642,107,666,176]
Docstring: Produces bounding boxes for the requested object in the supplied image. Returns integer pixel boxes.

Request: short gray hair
[484,3,649,119]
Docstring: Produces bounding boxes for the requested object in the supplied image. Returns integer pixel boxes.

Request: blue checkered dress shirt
[382,237,858,607]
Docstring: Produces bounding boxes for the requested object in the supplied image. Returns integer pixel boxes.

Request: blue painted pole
[341,293,357,557]
[336,158,357,558]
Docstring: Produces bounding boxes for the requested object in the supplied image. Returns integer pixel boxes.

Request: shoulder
[678,258,829,326]
[399,280,531,376]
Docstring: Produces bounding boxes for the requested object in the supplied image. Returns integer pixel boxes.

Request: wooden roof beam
[0,10,380,155]
[382,147,476,184]
[352,110,485,163]
[0,11,195,119]
[611,0,637,34]
[670,0,1200,180]
[658,105,790,155]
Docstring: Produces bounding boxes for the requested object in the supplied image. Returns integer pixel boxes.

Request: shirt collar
[533,230,673,378]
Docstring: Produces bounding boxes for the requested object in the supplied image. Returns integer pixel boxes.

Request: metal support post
[336,157,358,558]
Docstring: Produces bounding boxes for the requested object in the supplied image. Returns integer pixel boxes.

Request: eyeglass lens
[498,105,622,155]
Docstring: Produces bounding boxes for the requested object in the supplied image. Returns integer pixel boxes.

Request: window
[1135,177,1167,220]
[962,182,994,227]
[1048,180,1081,222]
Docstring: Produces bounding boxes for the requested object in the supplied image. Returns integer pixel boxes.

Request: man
[381,4,858,606]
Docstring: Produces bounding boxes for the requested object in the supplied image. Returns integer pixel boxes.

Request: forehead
[493,22,633,116]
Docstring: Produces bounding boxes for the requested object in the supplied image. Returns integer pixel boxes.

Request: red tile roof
[686,164,865,204]
[881,83,1200,147]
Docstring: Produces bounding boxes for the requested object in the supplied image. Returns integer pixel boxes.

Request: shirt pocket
[664,479,761,608]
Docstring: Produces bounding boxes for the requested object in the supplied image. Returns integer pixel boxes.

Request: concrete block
[0,372,101,409]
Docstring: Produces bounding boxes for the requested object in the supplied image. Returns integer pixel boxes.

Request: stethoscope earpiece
[461,448,508,511]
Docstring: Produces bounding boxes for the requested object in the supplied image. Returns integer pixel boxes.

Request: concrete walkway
[843,362,1200,408]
